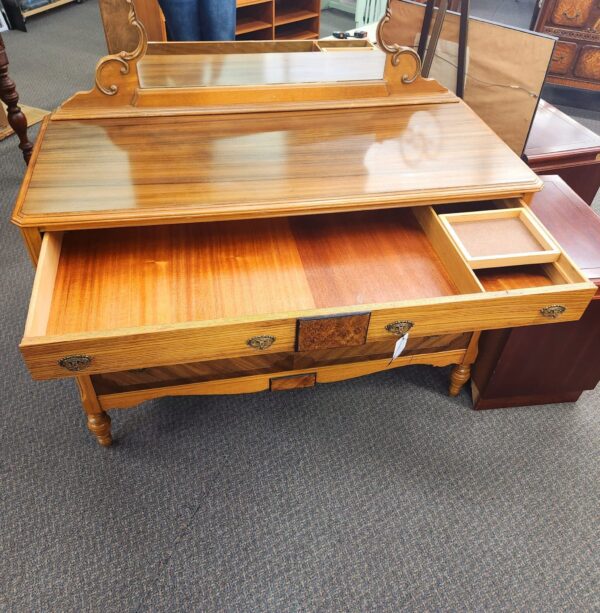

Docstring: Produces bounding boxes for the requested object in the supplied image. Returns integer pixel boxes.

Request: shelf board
[275,26,319,40]
[22,0,78,18]
[236,0,272,7]
[236,18,273,35]
[275,9,320,26]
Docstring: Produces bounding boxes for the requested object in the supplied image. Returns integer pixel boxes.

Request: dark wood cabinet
[535,0,600,91]
[473,175,600,409]
[524,99,600,205]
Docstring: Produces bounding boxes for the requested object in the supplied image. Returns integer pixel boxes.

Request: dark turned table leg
[0,33,33,164]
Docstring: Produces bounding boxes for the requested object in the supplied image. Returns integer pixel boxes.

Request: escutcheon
[246,335,276,350]
[58,355,93,371]
[540,305,567,318]
[385,320,414,336]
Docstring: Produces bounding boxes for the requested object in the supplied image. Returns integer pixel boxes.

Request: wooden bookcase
[236,0,321,41]
[100,0,320,47]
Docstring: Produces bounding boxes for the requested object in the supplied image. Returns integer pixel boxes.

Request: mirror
[96,0,386,89]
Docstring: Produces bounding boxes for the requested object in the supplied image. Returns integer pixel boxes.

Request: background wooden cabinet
[100,0,322,51]
[236,0,321,41]
[535,0,600,91]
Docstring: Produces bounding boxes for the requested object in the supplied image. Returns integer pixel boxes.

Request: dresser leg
[86,411,113,447]
[76,375,113,447]
[449,363,471,397]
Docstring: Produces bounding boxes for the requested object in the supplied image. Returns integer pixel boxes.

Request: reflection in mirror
[138,41,385,88]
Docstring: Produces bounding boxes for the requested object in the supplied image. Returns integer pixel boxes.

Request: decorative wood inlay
[270,373,316,391]
[296,313,370,352]
[90,333,472,395]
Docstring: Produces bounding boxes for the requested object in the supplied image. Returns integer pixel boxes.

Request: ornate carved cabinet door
[536,0,600,90]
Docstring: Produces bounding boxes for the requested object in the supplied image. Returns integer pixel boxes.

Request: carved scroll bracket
[94,0,148,97]
[56,0,148,115]
[376,1,422,85]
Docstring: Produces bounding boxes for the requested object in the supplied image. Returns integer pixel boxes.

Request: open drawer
[21,204,596,380]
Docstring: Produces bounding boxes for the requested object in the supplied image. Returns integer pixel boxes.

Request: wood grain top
[46,209,459,335]
[13,101,542,230]
[530,175,600,285]
[525,100,600,160]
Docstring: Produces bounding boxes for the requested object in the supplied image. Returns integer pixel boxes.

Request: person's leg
[199,0,236,41]
[157,0,203,40]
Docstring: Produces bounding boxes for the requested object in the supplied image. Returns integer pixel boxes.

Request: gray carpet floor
[1,2,599,611]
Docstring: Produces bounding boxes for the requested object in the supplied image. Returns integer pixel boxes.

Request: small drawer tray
[438,207,561,270]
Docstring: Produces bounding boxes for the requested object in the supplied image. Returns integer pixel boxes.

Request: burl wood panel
[551,0,592,27]
[46,209,458,335]
[535,0,600,91]
[270,373,316,391]
[550,42,578,75]
[296,313,370,352]
[13,103,541,230]
[574,46,600,80]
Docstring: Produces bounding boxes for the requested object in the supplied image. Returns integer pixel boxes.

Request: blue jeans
[157,0,236,41]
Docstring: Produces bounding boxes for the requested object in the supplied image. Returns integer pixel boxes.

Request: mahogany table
[524,100,600,206]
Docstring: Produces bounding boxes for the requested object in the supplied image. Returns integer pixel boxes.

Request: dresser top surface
[13,101,542,230]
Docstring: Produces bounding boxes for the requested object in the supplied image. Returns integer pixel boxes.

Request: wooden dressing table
[12,0,597,446]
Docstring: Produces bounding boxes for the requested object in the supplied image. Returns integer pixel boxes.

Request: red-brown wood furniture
[0,33,32,164]
[473,175,600,409]
[524,99,600,205]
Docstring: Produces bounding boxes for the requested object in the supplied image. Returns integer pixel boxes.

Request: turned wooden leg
[449,363,471,397]
[86,411,113,447]
[0,33,33,164]
[76,376,113,447]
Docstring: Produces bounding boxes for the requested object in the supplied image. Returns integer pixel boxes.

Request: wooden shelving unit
[236,0,320,40]
[19,0,79,20]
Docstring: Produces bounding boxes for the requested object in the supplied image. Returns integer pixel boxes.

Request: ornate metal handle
[561,9,581,20]
[385,320,414,336]
[58,355,92,371]
[540,305,567,318]
[246,335,276,350]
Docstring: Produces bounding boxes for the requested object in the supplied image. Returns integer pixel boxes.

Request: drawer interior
[437,207,560,269]
[25,203,589,340]
[33,209,464,338]
[21,200,595,380]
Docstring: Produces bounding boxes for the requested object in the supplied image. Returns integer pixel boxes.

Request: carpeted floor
[1,2,599,611]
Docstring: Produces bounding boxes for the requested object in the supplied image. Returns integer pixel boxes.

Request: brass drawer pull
[246,335,276,350]
[561,9,581,20]
[540,305,566,318]
[58,355,93,371]
[385,320,414,335]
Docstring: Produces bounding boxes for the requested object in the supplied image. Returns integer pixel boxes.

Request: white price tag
[388,333,409,366]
